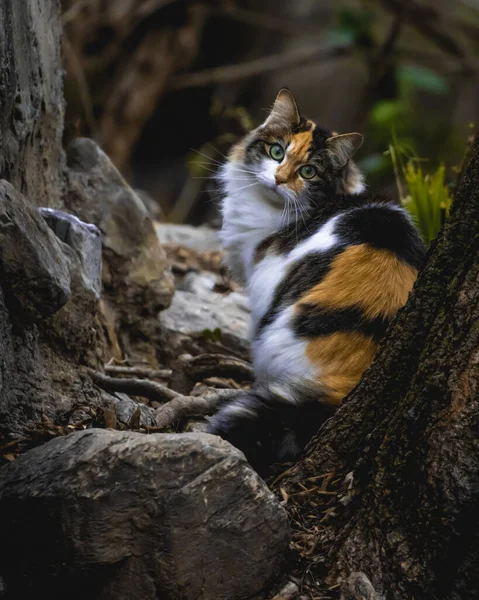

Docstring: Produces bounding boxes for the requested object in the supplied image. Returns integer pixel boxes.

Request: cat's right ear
[326,133,364,168]
[264,88,301,127]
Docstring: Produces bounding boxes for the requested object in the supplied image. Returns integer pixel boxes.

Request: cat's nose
[275,173,288,186]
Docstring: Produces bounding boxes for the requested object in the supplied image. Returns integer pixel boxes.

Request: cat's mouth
[261,184,287,207]
[255,177,287,206]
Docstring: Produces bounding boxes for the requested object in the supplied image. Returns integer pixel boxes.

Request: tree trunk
[280,138,479,599]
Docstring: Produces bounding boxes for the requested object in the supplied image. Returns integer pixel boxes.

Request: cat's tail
[207,385,334,474]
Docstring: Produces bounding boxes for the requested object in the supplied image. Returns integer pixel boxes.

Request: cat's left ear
[264,88,300,126]
[326,133,364,168]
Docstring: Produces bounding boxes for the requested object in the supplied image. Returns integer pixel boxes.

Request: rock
[39,208,105,365]
[0,181,71,319]
[178,270,217,294]
[0,0,65,208]
[135,188,164,221]
[156,223,221,252]
[107,392,156,428]
[40,208,102,298]
[0,429,290,600]
[161,274,250,358]
[340,573,382,600]
[0,186,109,437]
[64,137,175,363]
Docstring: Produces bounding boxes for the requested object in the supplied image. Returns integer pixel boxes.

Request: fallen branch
[104,365,172,379]
[155,388,243,429]
[168,45,351,90]
[184,353,253,382]
[88,370,179,403]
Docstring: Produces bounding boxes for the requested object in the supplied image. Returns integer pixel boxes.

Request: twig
[380,0,474,71]
[168,45,352,90]
[155,388,243,429]
[214,4,326,36]
[105,365,172,379]
[184,353,253,382]
[88,370,179,402]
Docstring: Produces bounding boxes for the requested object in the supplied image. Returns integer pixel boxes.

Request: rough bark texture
[0,429,290,600]
[0,0,65,207]
[281,137,479,599]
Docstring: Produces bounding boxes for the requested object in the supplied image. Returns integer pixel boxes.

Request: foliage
[387,142,453,245]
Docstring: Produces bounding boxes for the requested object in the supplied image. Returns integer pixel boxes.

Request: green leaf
[358,153,389,175]
[326,8,374,48]
[398,65,449,95]
[370,100,404,127]
[201,328,223,342]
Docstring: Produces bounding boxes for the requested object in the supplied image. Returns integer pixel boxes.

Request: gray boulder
[161,278,250,358]
[156,223,222,252]
[0,429,290,600]
[65,137,175,363]
[0,181,71,319]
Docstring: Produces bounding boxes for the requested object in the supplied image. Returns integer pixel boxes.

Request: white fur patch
[289,215,340,262]
[253,306,318,402]
[248,254,287,332]
[219,161,289,283]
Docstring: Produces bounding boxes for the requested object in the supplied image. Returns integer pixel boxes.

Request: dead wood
[88,370,179,402]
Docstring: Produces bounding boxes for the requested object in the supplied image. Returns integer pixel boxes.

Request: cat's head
[221,89,364,208]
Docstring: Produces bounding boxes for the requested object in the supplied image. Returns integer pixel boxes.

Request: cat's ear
[264,88,300,126]
[326,133,364,168]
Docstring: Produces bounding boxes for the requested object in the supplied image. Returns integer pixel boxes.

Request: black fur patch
[335,204,426,269]
[294,304,390,343]
[207,387,335,475]
[257,247,344,334]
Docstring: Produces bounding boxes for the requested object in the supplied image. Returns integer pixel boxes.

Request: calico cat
[207,89,426,472]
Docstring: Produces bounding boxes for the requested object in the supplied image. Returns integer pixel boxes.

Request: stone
[107,393,156,428]
[156,223,222,252]
[40,208,102,298]
[0,429,290,600]
[0,181,71,319]
[161,280,250,358]
[39,208,105,365]
[64,137,175,362]
[0,0,65,208]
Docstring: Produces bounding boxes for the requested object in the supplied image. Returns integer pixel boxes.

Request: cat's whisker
[190,148,225,166]
[209,145,230,162]
[230,182,259,195]
[296,198,310,233]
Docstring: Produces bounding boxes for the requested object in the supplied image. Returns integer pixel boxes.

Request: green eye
[269,143,285,162]
[299,165,318,179]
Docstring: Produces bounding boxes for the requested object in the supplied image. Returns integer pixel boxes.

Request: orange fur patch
[275,129,313,192]
[298,245,417,319]
[306,332,378,405]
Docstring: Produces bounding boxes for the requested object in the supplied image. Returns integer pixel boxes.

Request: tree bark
[280,137,479,599]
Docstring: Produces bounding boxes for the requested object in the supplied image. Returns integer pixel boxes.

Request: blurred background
[61,0,479,230]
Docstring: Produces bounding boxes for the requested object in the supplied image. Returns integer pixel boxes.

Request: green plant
[387,142,453,245]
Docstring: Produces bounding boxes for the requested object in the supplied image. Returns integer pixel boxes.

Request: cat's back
[252,197,425,328]
[251,197,426,402]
